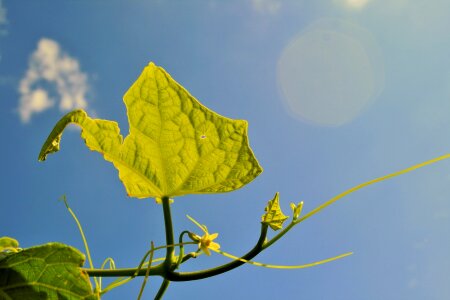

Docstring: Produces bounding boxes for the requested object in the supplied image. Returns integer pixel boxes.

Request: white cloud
[18,38,89,123]
[250,0,281,14]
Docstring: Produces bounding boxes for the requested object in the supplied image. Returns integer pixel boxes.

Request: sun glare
[277,19,384,126]
[345,0,370,9]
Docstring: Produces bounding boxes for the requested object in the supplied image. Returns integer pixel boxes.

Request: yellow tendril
[296,153,450,225]
[60,195,99,292]
[214,248,353,269]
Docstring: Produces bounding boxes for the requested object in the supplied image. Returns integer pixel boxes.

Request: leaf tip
[261,192,289,231]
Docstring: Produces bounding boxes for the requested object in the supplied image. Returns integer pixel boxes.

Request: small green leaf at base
[0,242,99,300]
[0,237,19,252]
[261,193,289,230]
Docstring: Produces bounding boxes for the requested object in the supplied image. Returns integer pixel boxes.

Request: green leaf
[261,192,289,231]
[39,62,263,198]
[290,201,304,221]
[0,237,19,252]
[0,242,98,300]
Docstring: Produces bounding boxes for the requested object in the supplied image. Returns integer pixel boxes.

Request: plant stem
[84,224,269,280]
[297,153,450,225]
[61,196,100,290]
[176,231,190,268]
[262,221,295,250]
[156,196,175,299]
[166,224,269,281]
[137,242,155,300]
[264,153,450,250]
[85,264,164,277]
[162,196,175,270]
[85,154,450,283]
[155,279,170,300]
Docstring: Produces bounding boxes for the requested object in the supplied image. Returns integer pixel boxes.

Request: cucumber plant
[1,62,449,299]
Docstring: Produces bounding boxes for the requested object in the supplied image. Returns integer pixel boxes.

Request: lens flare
[277,19,384,126]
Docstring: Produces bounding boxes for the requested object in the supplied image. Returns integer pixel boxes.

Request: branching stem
[85,154,450,288]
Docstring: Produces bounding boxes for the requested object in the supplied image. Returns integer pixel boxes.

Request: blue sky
[2,0,450,299]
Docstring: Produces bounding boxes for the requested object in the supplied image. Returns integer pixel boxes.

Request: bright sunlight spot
[277,19,384,126]
[345,0,370,9]
[333,0,371,10]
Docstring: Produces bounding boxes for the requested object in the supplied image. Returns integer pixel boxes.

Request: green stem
[180,252,197,264]
[156,196,175,299]
[61,196,100,290]
[86,264,165,277]
[84,224,268,280]
[137,242,155,300]
[262,221,295,250]
[84,242,197,277]
[166,224,269,281]
[177,231,190,268]
[85,154,450,283]
[155,279,170,300]
[162,196,175,270]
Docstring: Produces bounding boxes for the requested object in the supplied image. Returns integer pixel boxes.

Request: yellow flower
[198,232,220,256]
[187,215,221,256]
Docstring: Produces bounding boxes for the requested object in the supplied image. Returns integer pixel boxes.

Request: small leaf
[290,201,304,220]
[289,203,296,211]
[0,237,19,252]
[39,62,263,198]
[261,193,289,230]
[0,242,99,300]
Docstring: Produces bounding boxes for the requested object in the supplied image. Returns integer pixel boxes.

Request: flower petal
[202,245,211,256]
[209,242,220,251]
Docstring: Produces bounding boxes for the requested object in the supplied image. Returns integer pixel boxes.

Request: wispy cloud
[250,0,281,14]
[18,38,89,123]
[0,0,7,35]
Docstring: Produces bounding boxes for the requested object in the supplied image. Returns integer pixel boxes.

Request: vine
[1,62,449,299]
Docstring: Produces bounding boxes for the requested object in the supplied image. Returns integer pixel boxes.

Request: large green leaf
[39,62,262,198]
[0,242,98,300]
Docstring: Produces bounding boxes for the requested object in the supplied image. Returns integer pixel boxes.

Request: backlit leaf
[0,237,19,252]
[290,201,304,220]
[39,62,263,198]
[0,242,98,300]
[261,192,289,230]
